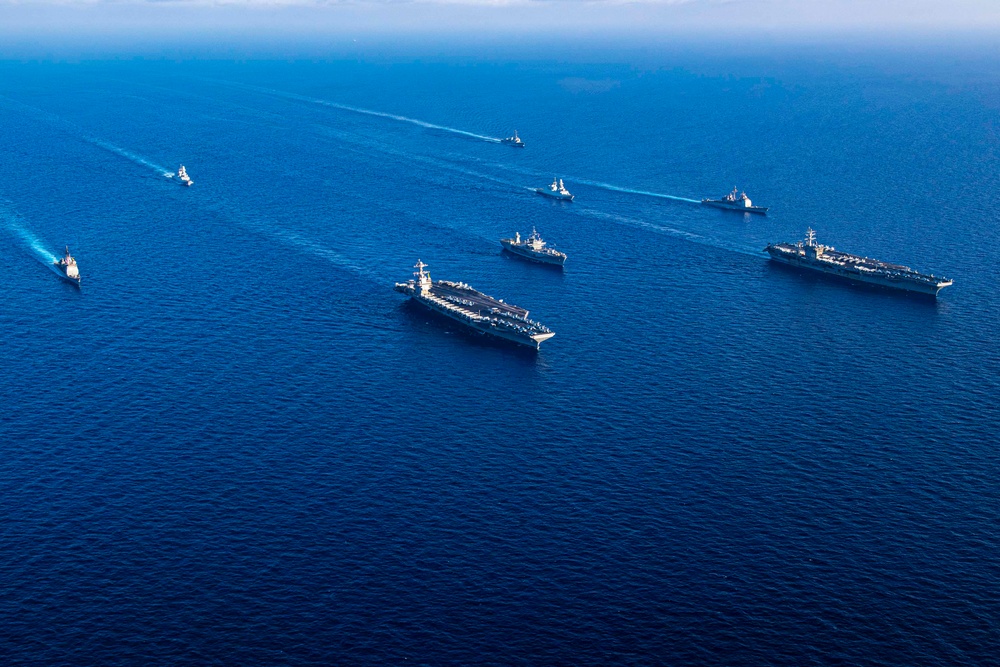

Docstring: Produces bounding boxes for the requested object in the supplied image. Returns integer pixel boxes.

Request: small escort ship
[501,228,567,266]
[536,178,574,201]
[53,246,81,286]
[395,260,555,349]
[702,187,767,214]
[173,165,193,187]
[501,130,525,148]
[765,228,953,296]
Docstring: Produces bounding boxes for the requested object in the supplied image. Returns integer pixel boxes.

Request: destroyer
[536,178,574,201]
[501,228,567,266]
[501,130,525,148]
[172,165,193,187]
[53,246,81,286]
[395,260,555,349]
[702,187,767,214]
[765,229,953,296]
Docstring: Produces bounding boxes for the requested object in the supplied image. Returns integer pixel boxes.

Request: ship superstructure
[395,260,555,349]
[702,187,767,214]
[501,130,525,148]
[765,229,953,296]
[174,165,193,187]
[501,228,567,266]
[536,178,574,201]
[53,246,81,286]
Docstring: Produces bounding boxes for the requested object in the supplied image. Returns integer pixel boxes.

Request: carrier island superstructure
[395,261,555,349]
[765,229,953,296]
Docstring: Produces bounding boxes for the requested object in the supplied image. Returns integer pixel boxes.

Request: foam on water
[85,138,173,177]
[220,80,502,143]
[0,201,59,264]
[2,58,997,667]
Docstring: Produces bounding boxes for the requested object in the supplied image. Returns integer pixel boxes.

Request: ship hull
[535,189,574,201]
[53,267,81,287]
[702,200,768,214]
[766,249,948,296]
[405,294,552,349]
[501,242,566,266]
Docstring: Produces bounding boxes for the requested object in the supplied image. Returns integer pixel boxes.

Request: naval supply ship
[501,228,567,266]
[173,165,193,187]
[54,246,81,286]
[536,178,574,201]
[702,187,767,214]
[395,260,555,349]
[765,229,953,296]
[501,130,525,148]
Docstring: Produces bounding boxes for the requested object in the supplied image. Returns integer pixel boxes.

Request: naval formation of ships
[42,129,953,350]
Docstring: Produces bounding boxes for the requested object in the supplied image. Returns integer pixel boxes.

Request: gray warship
[501,130,525,148]
[702,187,767,214]
[536,178,574,201]
[765,229,953,296]
[53,246,81,286]
[500,228,567,266]
[173,165,193,187]
[395,260,555,349]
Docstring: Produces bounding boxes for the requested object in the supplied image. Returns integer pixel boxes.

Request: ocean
[0,47,998,665]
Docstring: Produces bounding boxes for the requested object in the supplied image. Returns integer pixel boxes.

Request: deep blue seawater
[1,48,998,665]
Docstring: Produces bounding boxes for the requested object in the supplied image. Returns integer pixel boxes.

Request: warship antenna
[805,228,816,247]
[413,260,431,294]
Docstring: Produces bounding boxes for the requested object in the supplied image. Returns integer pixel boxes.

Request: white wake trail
[575,207,761,256]
[226,82,502,143]
[569,178,701,203]
[0,202,59,263]
[86,138,174,177]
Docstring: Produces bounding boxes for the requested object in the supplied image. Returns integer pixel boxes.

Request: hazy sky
[1,0,998,56]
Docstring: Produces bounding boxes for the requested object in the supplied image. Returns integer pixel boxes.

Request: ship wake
[219,81,502,144]
[196,198,380,282]
[575,207,761,257]
[551,177,700,204]
[0,201,59,264]
[85,138,173,178]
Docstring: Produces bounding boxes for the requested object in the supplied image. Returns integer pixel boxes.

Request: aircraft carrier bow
[395,260,555,349]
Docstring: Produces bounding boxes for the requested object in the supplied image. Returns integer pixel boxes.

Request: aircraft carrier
[765,229,953,296]
[395,260,555,349]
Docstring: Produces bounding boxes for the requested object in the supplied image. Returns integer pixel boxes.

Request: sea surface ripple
[0,55,998,666]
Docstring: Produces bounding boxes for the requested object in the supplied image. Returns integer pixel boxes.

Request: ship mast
[413,259,431,295]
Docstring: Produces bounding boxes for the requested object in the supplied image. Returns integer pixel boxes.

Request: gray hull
[53,266,81,287]
[501,241,566,266]
[408,294,553,349]
[702,200,768,214]
[395,278,554,350]
[535,189,574,201]
[766,249,948,296]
